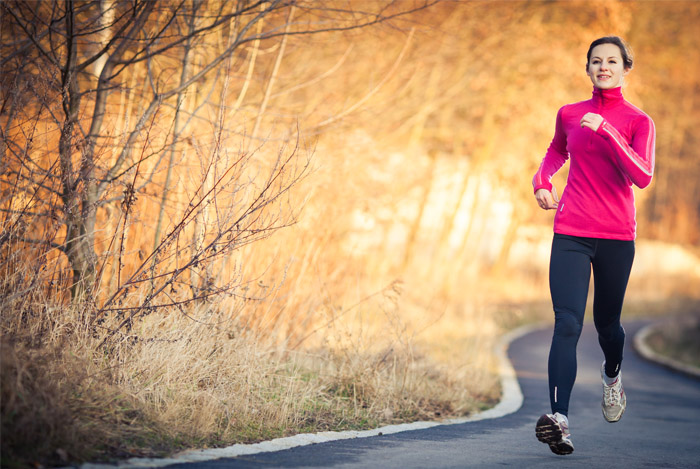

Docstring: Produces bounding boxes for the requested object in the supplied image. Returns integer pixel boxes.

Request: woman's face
[586,43,629,89]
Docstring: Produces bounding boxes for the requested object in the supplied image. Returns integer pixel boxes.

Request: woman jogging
[532,36,656,455]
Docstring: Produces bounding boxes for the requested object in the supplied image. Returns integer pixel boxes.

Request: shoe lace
[604,382,620,406]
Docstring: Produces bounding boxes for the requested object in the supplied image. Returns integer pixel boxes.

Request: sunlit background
[2,0,699,464]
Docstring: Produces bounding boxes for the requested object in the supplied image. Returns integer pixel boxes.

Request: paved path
[168,321,700,468]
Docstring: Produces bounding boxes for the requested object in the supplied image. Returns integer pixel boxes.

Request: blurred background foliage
[1,0,698,355]
[1,0,699,367]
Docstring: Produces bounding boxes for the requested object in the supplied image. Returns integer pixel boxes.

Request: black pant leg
[591,239,635,378]
[548,234,594,416]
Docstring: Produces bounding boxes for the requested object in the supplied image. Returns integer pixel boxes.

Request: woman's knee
[596,319,625,343]
[553,310,583,339]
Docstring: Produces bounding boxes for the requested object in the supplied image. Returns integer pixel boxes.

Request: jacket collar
[591,86,624,108]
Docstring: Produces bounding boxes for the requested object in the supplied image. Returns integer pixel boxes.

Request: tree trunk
[66,217,97,303]
[58,1,96,303]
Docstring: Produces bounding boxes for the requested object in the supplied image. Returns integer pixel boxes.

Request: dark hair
[586,36,633,70]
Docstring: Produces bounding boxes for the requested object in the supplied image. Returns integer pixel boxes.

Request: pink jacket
[533,87,655,240]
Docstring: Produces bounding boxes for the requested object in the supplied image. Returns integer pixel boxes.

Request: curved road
[169,321,700,468]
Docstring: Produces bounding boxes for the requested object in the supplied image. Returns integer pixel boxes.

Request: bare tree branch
[1,0,441,314]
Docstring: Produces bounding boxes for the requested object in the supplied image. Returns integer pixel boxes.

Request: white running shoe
[535,412,574,455]
[601,363,626,422]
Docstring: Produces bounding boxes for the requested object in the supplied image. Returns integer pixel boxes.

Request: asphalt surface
[167,321,700,468]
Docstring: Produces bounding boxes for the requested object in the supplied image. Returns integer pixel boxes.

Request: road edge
[80,323,544,468]
[633,321,700,380]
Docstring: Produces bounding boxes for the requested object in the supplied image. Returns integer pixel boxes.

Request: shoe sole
[602,402,625,422]
[535,414,574,455]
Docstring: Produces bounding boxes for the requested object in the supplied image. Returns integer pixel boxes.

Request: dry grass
[2,233,698,468]
[644,314,700,369]
[0,281,497,467]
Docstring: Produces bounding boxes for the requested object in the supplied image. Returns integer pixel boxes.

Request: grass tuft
[1,301,493,466]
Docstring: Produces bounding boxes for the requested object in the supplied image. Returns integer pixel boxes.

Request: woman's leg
[548,235,595,416]
[591,239,635,378]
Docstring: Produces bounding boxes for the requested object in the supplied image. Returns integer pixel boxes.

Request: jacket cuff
[533,181,553,194]
[596,118,609,136]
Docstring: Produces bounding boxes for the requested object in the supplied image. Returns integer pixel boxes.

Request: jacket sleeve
[533,107,569,194]
[596,115,655,189]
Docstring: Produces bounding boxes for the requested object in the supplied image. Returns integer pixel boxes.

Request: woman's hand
[580,112,604,132]
[535,187,559,210]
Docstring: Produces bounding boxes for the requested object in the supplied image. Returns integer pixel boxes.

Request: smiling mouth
[598,75,611,80]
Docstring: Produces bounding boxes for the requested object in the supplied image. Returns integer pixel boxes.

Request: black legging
[548,233,635,416]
